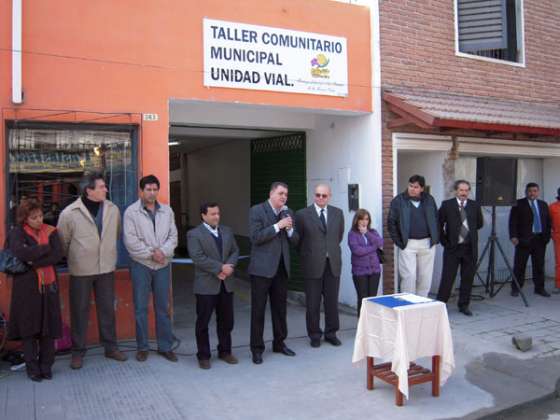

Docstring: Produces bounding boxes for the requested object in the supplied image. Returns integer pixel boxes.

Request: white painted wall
[306,113,382,306]
[186,140,251,236]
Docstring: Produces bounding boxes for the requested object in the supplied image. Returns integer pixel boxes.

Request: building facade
[0,0,379,340]
[378,0,560,292]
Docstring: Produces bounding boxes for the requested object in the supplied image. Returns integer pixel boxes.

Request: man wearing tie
[509,182,552,297]
[436,180,483,316]
[187,203,240,369]
[295,184,344,347]
[248,182,299,364]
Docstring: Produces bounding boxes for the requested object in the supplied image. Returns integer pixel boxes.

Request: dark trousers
[304,260,340,341]
[437,244,475,309]
[513,235,547,292]
[69,272,118,356]
[352,273,380,316]
[250,262,288,354]
[195,282,234,360]
[22,335,55,376]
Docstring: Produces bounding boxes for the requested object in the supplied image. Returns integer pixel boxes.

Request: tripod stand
[474,206,529,307]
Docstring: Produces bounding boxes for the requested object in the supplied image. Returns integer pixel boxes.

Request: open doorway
[168,125,307,330]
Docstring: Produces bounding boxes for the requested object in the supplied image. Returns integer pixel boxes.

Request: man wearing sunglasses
[295,184,345,348]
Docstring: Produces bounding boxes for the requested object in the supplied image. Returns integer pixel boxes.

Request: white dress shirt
[203,222,220,238]
[314,203,328,222]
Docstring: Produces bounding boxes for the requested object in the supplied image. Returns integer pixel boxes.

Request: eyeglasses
[315,193,328,198]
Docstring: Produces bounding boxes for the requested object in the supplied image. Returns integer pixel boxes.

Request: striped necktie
[458,201,469,244]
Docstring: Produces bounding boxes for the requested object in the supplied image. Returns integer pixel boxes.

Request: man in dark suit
[295,184,344,347]
[248,182,300,364]
[436,180,483,316]
[509,182,552,297]
[187,203,240,369]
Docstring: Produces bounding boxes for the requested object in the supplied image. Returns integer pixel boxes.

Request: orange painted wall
[0,0,372,342]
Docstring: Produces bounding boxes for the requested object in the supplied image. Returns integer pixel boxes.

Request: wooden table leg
[432,355,440,397]
[395,383,404,406]
[367,357,374,390]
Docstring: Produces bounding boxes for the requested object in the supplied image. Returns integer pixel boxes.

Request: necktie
[459,201,469,244]
[532,200,542,233]
[320,208,327,231]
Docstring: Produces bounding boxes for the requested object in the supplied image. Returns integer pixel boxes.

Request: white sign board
[203,18,348,97]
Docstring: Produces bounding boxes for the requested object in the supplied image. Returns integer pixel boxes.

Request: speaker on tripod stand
[475,157,529,307]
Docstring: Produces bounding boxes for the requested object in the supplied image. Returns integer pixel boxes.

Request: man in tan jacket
[57,172,128,369]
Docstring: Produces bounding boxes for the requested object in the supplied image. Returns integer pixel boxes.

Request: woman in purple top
[348,209,383,315]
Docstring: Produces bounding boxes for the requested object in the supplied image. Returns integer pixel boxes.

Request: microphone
[279,205,290,219]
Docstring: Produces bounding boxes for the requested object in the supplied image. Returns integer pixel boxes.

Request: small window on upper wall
[456,0,524,64]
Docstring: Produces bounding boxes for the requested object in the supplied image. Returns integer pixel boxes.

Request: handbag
[0,249,29,275]
[376,248,385,264]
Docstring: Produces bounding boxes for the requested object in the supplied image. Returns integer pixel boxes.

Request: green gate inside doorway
[250,133,306,291]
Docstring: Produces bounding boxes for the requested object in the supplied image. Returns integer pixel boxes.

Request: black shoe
[310,339,321,348]
[27,372,42,382]
[535,289,551,297]
[41,372,53,380]
[511,290,519,297]
[273,346,296,356]
[325,336,342,346]
[252,353,263,365]
[459,307,473,316]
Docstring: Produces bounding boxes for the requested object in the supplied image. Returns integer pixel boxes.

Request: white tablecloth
[352,294,455,399]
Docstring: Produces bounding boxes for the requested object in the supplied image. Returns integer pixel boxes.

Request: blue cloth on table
[368,295,416,308]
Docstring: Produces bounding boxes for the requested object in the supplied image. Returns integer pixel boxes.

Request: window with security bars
[456,0,523,63]
[7,123,137,267]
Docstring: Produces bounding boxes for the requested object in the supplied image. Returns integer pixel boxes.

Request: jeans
[130,261,173,352]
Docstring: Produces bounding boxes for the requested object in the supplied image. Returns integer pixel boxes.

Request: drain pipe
[12,0,23,104]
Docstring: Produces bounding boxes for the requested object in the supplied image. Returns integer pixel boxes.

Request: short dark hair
[526,182,540,192]
[16,198,43,225]
[351,208,372,231]
[139,174,160,190]
[200,202,219,216]
[408,174,425,188]
[270,181,288,192]
[80,172,105,197]
[454,179,471,190]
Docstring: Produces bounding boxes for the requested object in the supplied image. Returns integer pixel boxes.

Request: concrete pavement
[1,273,559,420]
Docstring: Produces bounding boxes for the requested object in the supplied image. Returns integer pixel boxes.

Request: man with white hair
[295,184,345,348]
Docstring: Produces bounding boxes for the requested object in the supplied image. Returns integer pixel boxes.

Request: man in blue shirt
[509,182,552,297]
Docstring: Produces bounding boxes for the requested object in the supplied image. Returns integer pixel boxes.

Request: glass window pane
[7,125,137,268]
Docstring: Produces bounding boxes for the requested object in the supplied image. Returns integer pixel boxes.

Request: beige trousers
[398,238,436,297]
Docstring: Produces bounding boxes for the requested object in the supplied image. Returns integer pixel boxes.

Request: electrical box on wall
[348,184,359,211]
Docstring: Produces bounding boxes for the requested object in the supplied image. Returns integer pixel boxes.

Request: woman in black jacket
[7,198,63,382]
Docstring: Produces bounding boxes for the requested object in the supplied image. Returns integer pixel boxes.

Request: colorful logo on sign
[310,54,330,79]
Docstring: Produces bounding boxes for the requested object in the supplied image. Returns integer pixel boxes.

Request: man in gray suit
[187,202,239,370]
[248,182,299,364]
[295,184,344,347]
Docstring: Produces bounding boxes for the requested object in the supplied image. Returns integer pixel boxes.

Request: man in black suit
[295,184,344,347]
[509,182,552,297]
[248,182,299,364]
[436,180,483,316]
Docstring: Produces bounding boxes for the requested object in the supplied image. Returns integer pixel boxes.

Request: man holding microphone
[248,182,299,364]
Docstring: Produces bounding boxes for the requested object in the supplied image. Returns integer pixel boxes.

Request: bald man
[295,184,345,348]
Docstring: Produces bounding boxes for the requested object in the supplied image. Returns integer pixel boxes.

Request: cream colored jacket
[57,198,121,276]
